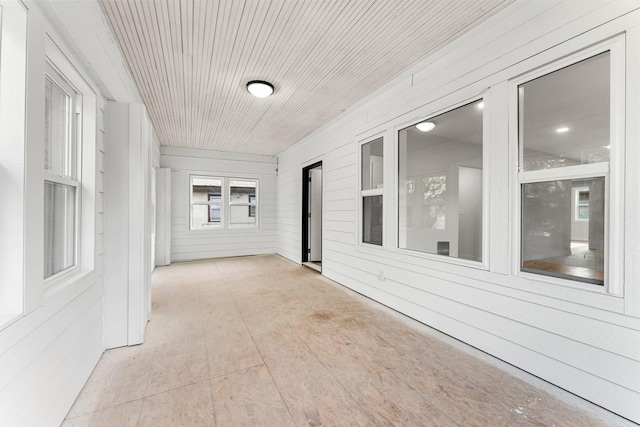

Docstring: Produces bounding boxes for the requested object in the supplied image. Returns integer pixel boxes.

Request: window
[208,195,221,222]
[229,180,257,228]
[191,177,222,228]
[574,188,589,220]
[44,64,80,280]
[360,137,383,246]
[190,176,258,230]
[517,49,615,286]
[398,99,484,262]
[248,195,256,217]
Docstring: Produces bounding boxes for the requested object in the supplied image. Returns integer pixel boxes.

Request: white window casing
[510,35,625,296]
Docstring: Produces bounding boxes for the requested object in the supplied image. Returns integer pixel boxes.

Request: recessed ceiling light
[477,101,484,110]
[246,80,274,98]
[556,126,570,133]
[416,121,436,132]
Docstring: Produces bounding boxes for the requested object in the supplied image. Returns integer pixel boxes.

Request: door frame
[302,161,323,265]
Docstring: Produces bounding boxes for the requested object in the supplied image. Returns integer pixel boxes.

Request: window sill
[44,269,94,301]
[392,246,489,271]
[518,270,618,297]
[356,242,386,255]
[189,227,261,233]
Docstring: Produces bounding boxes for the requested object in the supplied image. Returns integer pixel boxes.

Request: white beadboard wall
[161,147,278,262]
[0,1,142,426]
[276,1,640,422]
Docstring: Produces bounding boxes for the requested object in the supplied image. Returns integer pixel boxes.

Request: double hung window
[516,41,623,288]
[360,137,384,246]
[44,64,80,280]
[190,176,258,230]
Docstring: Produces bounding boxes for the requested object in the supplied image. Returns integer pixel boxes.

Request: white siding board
[276,1,640,422]
[164,148,278,261]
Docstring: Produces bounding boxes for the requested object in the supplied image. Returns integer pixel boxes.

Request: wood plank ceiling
[99,0,513,156]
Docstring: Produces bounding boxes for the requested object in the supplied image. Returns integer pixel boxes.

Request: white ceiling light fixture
[416,121,436,132]
[246,80,274,98]
[556,126,570,133]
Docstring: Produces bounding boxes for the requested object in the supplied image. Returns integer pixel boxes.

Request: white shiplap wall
[0,70,106,427]
[0,1,143,425]
[161,147,278,262]
[276,1,640,422]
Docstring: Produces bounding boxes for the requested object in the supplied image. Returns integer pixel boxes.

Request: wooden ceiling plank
[149,0,179,145]
[190,0,210,149]
[101,0,513,155]
[217,0,285,151]
[221,0,277,150]
[201,0,246,150]
[102,1,173,143]
[167,0,187,147]
[133,0,175,144]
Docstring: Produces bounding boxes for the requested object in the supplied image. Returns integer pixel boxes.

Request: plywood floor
[64,255,633,426]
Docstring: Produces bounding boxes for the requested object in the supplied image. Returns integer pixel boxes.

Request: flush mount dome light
[556,126,570,133]
[246,80,274,98]
[416,121,436,132]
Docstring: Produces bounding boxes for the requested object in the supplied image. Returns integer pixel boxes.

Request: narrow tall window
[191,176,222,229]
[518,51,611,286]
[398,100,484,262]
[44,66,79,279]
[361,137,383,246]
[229,180,257,228]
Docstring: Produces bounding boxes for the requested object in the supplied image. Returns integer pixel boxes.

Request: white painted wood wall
[104,102,154,349]
[0,1,144,426]
[276,1,640,422]
[161,147,278,262]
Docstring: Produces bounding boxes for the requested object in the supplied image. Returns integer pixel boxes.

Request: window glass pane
[398,100,483,261]
[519,52,610,171]
[208,195,221,222]
[230,180,257,228]
[230,180,257,204]
[230,205,257,228]
[361,137,383,190]
[362,195,382,245]
[521,177,604,285]
[192,204,221,228]
[192,177,221,202]
[191,177,222,229]
[45,77,72,176]
[193,179,221,211]
[44,181,76,278]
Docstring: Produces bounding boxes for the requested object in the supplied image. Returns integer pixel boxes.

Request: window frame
[43,61,82,286]
[189,175,260,231]
[509,36,625,295]
[0,0,28,326]
[392,92,490,270]
[358,134,385,248]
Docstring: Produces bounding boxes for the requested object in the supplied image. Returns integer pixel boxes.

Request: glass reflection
[521,177,604,285]
[398,100,483,261]
[519,52,610,171]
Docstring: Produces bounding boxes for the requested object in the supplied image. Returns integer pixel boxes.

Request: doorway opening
[302,162,323,272]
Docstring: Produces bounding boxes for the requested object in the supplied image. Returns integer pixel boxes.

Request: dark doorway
[302,162,322,271]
